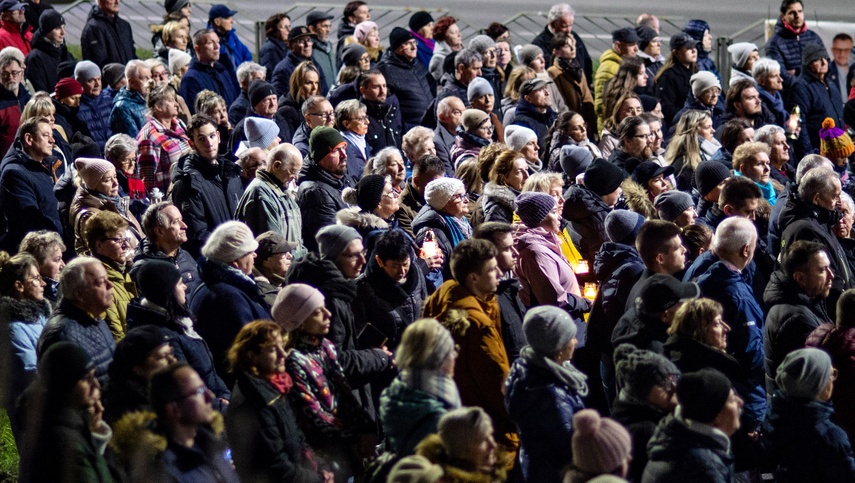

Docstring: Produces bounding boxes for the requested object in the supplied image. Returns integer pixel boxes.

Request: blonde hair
[21,92,55,124]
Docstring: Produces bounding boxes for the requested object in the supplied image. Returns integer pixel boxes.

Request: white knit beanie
[168,48,192,75]
[424,177,464,210]
[506,125,537,152]
[201,221,258,263]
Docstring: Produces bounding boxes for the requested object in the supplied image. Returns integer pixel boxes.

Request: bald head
[265,143,304,185]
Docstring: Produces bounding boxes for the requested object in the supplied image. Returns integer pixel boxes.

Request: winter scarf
[400,369,462,409]
[520,346,588,397]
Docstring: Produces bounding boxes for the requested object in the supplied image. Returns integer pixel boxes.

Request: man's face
[835,200,854,238]
[351,5,370,23]
[711,389,744,437]
[337,239,366,279]
[318,142,348,177]
[232,251,255,276]
[26,122,55,158]
[470,257,501,296]
[623,123,651,158]
[768,132,790,167]
[81,76,102,97]
[782,1,804,30]
[493,232,517,274]
[82,262,114,314]
[189,123,220,161]
[395,39,417,60]
[832,39,853,66]
[304,100,334,129]
[736,87,762,117]
[157,205,188,246]
[214,16,233,33]
[128,67,151,94]
[795,251,834,299]
[310,20,332,41]
[97,0,120,15]
[808,57,829,77]
[524,87,551,109]
[659,235,687,274]
[377,256,410,283]
[644,36,662,57]
[442,98,465,128]
[290,36,313,58]
[241,150,266,179]
[457,60,483,86]
[726,197,759,220]
[741,152,771,184]
[702,29,713,52]
[360,74,387,103]
[195,32,220,63]
[45,25,65,45]
[254,94,278,118]
[171,367,215,426]
[617,41,639,57]
[0,60,22,92]
[2,8,24,24]
[813,177,842,211]
[551,13,574,34]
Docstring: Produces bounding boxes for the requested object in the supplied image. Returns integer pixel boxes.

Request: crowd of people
[2,0,855,481]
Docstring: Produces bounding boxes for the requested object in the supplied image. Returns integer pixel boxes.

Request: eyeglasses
[359,54,371,62]
[1,69,22,79]
[632,133,655,140]
[24,274,43,285]
[308,111,335,119]
[452,193,469,202]
[349,116,369,123]
[482,48,497,57]
[174,385,211,401]
[293,38,313,45]
[479,123,495,133]
[382,190,399,200]
[105,236,131,246]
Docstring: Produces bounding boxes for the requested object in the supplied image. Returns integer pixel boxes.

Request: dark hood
[778,189,840,231]
[562,184,610,222]
[594,242,643,284]
[284,252,357,302]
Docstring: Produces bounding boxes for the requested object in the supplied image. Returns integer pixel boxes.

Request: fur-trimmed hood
[482,182,517,210]
[335,207,389,234]
[0,296,50,323]
[416,434,509,483]
[621,178,658,220]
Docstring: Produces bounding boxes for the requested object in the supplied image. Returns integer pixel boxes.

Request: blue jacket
[697,261,767,426]
[227,91,251,128]
[505,351,585,483]
[762,392,855,483]
[765,19,825,85]
[260,36,289,78]
[79,92,113,151]
[1,297,49,426]
[109,87,146,137]
[790,69,844,153]
[190,258,270,382]
[211,26,252,71]
[180,58,240,113]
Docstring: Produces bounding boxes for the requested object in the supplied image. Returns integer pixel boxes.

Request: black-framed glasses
[452,193,469,202]
[174,385,210,401]
[308,111,335,119]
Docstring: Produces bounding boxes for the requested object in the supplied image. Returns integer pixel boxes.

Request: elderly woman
[753,57,788,128]
[195,89,233,155]
[146,58,192,122]
[225,320,332,483]
[70,157,144,256]
[259,13,291,75]
[364,147,407,191]
[353,20,383,64]
[137,84,191,193]
[727,42,759,86]
[481,149,529,224]
[402,126,437,167]
[279,61,321,135]
[335,99,371,184]
[85,211,139,341]
[450,109,492,169]
[412,177,472,278]
[273,283,377,481]
[0,252,49,443]
[416,407,506,481]
[514,192,591,320]
[380,318,461,456]
[104,134,146,204]
[505,125,540,171]
[505,306,588,482]
[336,44,371,88]
[339,174,400,240]
[429,16,462,81]
[19,230,66,305]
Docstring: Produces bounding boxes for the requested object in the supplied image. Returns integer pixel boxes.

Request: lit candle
[583,283,597,300]
[576,260,589,274]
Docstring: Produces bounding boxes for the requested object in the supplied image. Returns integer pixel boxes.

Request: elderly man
[307,10,335,86]
[180,29,240,113]
[397,154,445,235]
[230,79,292,154]
[437,48,482,106]
[594,27,640,129]
[171,114,243,257]
[512,78,557,157]
[80,0,135,67]
[291,95,333,156]
[791,43,845,153]
[271,25,329,97]
[109,60,150,136]
[0,116,63,251]
[434,96,464,175]
[753,58,789,128]
[533,3,592,83]
[228,61,267,126]
[38,257,116,385]
[73,61,112,150]
[0,46,27,154]
[236,143,307,258]
[765,0,824,84]
[132,201,201,298]
[0,0,30,54]
[696,216,767,427]
[754,124,794,184]
[359,70,402,154]
[377,27,435,131]
[296,126,350,252]
[781,167,853,308]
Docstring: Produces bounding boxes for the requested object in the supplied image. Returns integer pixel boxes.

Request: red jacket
[0,21,31,55]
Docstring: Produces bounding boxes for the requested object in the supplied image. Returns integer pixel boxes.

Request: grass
[0,410,17,482]
[65,45,154,62]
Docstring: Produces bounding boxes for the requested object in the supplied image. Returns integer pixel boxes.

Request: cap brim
[678,282,701,301]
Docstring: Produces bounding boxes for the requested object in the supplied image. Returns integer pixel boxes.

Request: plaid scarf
[399,369,462,409]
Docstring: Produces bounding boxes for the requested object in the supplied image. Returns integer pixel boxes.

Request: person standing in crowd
[259,13,290,80]
[397,153,444,235]
[594,27,640,130]
[564,409,633,483]
[0,0,30,55]
[24,9,70,93]
[429,16,461,81]
[109,60,150,137]
[137,83,191,192]
[230,79,292,153]
[533,3,592,82]
[18,230,65,304]
[251,231,295,306]
[271,26,329,97]
[547,33,595,128]
[225,320,333,483]
[408,11,434,70]
[336,1,369,65]
[358,70,402,155]
[0,117,63,252]
[792,44,845,153]
[762,348,855,482]
[412,177,472,278]
[0,47,30,155]
[180,29,240,112]
[512,78,556,157]
[290,95,333,156]
[423,239,518,453]
[766,0,825,84]
[80,0,135,67]
[380,318,461,456]
[207,4,251,71]
[228,62,266,127]
[655,33,698,125]
[505,306,589,482]
[434,96,464,175]
[133,201,200,298]
[377,27,434,131]
[75,61,112,151]
[307,10,335,86]
[436,48,482,106]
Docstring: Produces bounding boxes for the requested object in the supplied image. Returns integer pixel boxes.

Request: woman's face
[549,184,565,212]
[698,86,721,108]
[151,65,169,86]
[445,22,462,48]
[677,46,698,65]
[385,153,406,186]
[96,229,129,264]
[418,22,434,40]
[474,121,494,140]
[520,138,540,163]
[18,264,45,301]
[744,50,760,72]
[741,152,771,184]
[376,182,400,218]
[365,27,380,48]
[41,244,65,280]
[171,28,189,51]
[618,98,643,121]
[301,71,320,98]
[471,94,494,114]
[344,109,369,136]
[504,157,530,191]
[541,206,562,234]
[601,186,622,208]
[96,167,119,197]
[275,17,291,42]
[357,52,371,71]
[442,190,469,217]
[530,53,546,73]
[250,332,287,377]
[647,174,669,197]
[174,278,187,306]
[301,306,332,337]
[495,41,511,68]
[114,150,137,176]
[635,67,648,87]
[209,102,228,126]
[470,427,498,471]
[705,315,730,351]
[567,114,587,143]
[156,95,179,119]
[698,117,715,141]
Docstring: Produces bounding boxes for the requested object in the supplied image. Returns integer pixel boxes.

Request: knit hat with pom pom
[819,117,855,160]
[571,409,632,474]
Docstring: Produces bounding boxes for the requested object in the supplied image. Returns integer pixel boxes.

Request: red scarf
[782,21,807,36]
[267,372,293,394]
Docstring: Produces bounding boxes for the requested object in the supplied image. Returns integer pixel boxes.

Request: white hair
[751,58,780,83]
[795,154,834,184]
[713,217,757,259]
[236,61,267,87]
[753,124,785,146]
[547,3,575,23]
[59,257,102,303]
[798,167,839,202]
[125,59,149,80]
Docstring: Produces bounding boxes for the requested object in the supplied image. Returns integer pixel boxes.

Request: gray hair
[713,216,757,259]
[437,96,462,118]
[141,201,175,240]
[236,61,267,87]
[402,126,433,160]
[301,95,328,116]
[59,257,101,303]
[366,147,402,175]
[841,192,855,215]
[753,124,785,146]
[145,58,168,73]
[751,58,780,83]
[104,133,138,162]
[19,230,66,265]
[547,3,575,23]
[455,48,483,69]
[0,46,23,69]
[237,147,266,169]
[125,59,149,80]
[796,155,834,184]
[334,99,366,129]
[799,167,839,203]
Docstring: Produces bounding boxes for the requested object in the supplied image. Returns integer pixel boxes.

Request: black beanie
[39,9,65,36]
[39,342,94,394]
[639,94,659,113]
[844,99,855,131]
[112,326,173,377]
[409,11,434,32]
[802,42,829,71]
[309,126,346,163]
[677,368,733,423]
[71,132,102,160]
[356,174,386,212]
[137,260,182,307]
[694,160,732,196]
[389,26,414,51]
[584,158,627,196]
[248,79,276,108]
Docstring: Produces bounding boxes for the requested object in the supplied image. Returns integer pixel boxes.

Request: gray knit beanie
[467,77,493,103]
[776,348,833,400]
[605,209,645,245]
[523,305,576,357]
[468,34,496,54]
[316,225,362,261]
[614,344,680,401]
[654,190,694,222]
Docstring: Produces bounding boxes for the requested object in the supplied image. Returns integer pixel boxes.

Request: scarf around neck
[400,369,462,408]
[520,346,588,397]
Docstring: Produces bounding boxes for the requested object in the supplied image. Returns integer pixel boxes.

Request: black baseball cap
[632,161,675,187]
[637,274,700,314]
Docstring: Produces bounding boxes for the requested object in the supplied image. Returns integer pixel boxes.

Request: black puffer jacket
[376,50,435,130]
[611,398,668,483]
[562,184,611,263]
[656,62,693,126]
[587,241,644,354]
[763,269,832,392]
[130,239,201,302]
[643,413,735,483]
[80,5,135,67]
[25,35,74,94]
[363,94,403,155]
[296,162,351,253]
[611,307,669,354]
[496,278,526,363]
